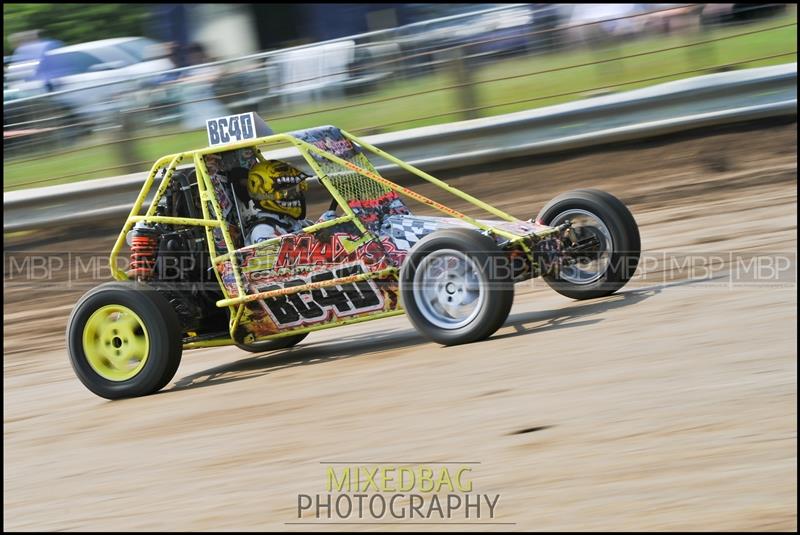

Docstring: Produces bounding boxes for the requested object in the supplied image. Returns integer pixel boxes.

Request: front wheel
[400,228,514,346]
[66,281,183,399]
[536,189,640,300]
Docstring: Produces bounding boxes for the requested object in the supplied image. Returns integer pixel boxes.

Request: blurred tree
[3,3,151,55]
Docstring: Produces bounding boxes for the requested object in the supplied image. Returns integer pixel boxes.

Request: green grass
[4,14,796,190]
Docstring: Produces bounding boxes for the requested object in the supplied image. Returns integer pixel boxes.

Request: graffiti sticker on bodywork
[290,126,361,163]
[257,262,385,328]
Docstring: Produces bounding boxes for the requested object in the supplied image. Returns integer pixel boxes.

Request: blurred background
[3,3,796,190]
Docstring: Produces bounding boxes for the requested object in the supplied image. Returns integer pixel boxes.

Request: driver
[244,159,335,244]
[203,149,335,246]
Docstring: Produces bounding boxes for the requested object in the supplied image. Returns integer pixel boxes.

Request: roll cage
[109,127,560,348]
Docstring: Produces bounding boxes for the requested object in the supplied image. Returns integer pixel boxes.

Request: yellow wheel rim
[82,305,150,381]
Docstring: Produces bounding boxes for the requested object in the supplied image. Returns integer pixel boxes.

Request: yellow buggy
[67,113,640,399]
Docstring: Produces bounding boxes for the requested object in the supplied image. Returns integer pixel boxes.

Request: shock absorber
[127,223,159,280]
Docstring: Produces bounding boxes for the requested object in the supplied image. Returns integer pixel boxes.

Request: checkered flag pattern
[382,215,448,251]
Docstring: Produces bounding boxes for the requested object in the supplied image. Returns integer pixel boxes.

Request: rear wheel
[400,229,514,345]
[67,282,183,399]
[536,189,640,300]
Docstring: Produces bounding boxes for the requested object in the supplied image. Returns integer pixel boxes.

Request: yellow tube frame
[108,129,541,349]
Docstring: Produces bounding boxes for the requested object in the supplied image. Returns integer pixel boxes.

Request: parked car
[4,38,64,98]
[6,37,174,130]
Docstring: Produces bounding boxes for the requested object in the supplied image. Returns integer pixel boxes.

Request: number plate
[206,112,259,147]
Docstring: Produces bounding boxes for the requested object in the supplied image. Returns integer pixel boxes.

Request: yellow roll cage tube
[109,130,553,349]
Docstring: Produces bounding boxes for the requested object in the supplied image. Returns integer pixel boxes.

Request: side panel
[217,227,407,342]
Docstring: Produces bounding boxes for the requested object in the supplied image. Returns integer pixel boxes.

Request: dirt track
[3,123,797,531]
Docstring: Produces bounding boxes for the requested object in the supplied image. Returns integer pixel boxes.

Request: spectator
[176,42,228,129]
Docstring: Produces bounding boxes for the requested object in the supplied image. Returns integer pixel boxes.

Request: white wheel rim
[411,249,487,330]
[551,208,613,285]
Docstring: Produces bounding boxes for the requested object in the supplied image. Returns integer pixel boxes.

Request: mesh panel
[318,152,392,203]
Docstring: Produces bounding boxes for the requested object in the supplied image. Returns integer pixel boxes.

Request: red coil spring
[129,235,157,279]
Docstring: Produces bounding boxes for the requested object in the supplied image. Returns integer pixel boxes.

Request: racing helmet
[247,160,310,219]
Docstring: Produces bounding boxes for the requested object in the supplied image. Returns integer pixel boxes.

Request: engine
[125,169,227,334]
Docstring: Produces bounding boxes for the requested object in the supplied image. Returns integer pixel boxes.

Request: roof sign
[206,112,273,147]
